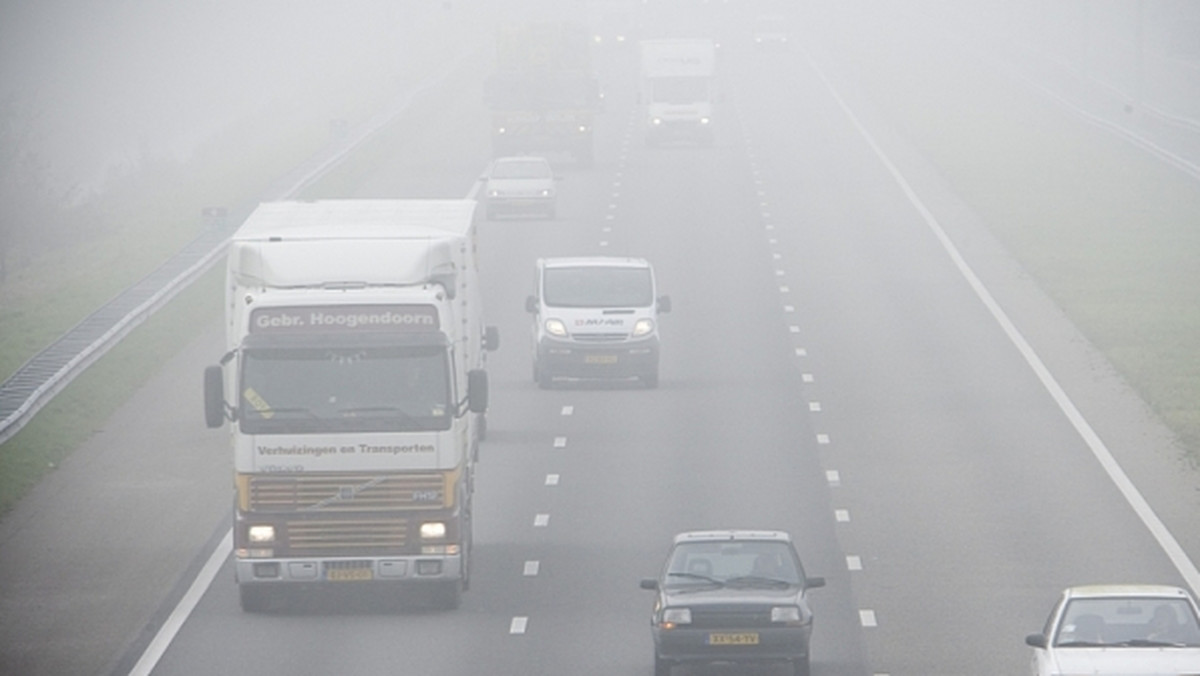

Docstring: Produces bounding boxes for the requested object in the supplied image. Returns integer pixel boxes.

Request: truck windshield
[543,266,653,308]
[238,345,452,434]
[651,77,709,104]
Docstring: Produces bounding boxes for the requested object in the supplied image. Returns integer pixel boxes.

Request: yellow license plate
[328,568,373,582]
[708,633,759,645]
[585,355,618,364]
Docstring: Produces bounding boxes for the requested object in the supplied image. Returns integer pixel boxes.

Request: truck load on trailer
[484,21,601,166]
[203,199,498,611]
[639,38,717,146]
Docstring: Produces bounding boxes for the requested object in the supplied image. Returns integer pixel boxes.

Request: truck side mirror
[484,326,500,351]
[657,295,671,313]
[204,365,227,428]
[525,296,538,313]
[467,369,489,413]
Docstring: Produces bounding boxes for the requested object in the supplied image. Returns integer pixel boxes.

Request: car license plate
[585,355,618,364]
[708,633,759,645]
[327,568,373,582]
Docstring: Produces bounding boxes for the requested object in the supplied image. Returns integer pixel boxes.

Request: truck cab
[526,256,670,388]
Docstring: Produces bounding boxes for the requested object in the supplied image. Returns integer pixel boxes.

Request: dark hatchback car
[640,530,826,676]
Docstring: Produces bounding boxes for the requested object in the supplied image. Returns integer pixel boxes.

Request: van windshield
[543,266,653,308]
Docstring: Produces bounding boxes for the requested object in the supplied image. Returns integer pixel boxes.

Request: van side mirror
[657,295,671,313]
[203,365,227,428]
[525,296,538,313]
[467,369,489,413]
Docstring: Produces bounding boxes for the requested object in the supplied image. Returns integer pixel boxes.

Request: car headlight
[496,127,507,135]
[419,522,447,539]
[488,190,500,198]
[661,607,692,628]
[771,606,802,623]
[632,318,654,337]
[545,319,568,337]
[651,117,663,126]
[248,525,276,544]
[699,117,711,125]
[540,189,552,197]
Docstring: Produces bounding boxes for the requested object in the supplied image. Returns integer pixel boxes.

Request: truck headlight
[632,319,654,337]
[699,117,711,125]
[651,117,663,126]
[545,319,568,337]
[771,606,803,624]
[661,607,692,628]
[248,525,275,544]
[420,522,447,540]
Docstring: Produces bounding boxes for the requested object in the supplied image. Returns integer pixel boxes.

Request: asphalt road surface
[4,4,1200,676]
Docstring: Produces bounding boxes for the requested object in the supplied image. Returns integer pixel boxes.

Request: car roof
[672,530,792,545]
[540,256,652,269]
[1061,584,1197,601]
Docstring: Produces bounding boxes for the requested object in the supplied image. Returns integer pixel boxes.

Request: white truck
[639,38,717,146]
[203,199,497,611]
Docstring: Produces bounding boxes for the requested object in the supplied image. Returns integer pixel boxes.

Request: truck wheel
[436,580,463,610]
[239,584,272,613]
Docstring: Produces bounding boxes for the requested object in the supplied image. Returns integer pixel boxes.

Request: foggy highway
[3,2,1200,676]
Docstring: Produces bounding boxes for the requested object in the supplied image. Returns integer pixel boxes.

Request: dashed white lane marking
[510,617,529,634]
[775,269,785,276]
[846,555,863,571]
[772,253,782,260]
[817,434,830,444]
[795,348,807,357]
[534,514,550,527]
[553,437,567,448]
[765,223,775,230]
[561,406,574,416]
[524,561,540,576]
[835,509,850,522]
[826,470,840,486]
[545,474,560,486]
[779,285,790,293]
[860,610,878,627]
[602,226,612,232]
[809,402,822,412]
[789,326,800,334]
[802,373,814,382]
[784,305,795,313]
[600,241,609,247]
[605,214,615,220]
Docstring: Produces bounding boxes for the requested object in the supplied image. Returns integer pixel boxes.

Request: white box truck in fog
[204,199,497,611]
[639,38,717,146]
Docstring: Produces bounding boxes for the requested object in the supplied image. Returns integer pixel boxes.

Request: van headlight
[632,319,654,337]
[545,319,568,337]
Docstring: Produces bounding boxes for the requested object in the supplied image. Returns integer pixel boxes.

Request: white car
[482,156,557,220]
[1025,584,1200,675]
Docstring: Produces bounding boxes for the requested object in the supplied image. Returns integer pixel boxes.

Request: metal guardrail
[0,53,473,446]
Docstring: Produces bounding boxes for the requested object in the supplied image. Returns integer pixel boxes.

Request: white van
[526,257,670,388]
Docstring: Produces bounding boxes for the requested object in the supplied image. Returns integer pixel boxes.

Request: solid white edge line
[128,530,232,676]
[803,49,1200,594]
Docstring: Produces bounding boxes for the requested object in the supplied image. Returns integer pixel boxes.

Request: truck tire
[239,584,272,613]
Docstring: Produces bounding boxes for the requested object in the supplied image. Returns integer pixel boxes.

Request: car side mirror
[639,579,659,590]
[525,296,539,313]
[657,295,671,313]
[1024,633,1047,649]
[804,576,826,590]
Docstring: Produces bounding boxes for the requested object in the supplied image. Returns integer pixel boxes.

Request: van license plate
[585,355,618,364]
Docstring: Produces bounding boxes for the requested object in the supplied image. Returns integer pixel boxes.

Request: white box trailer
[204,199,497,611]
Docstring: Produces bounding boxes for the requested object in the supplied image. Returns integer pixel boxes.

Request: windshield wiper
[336,406,420,422]
[725,575,793,588]
[252,407,318,419]
[667,572,724,588]
[1116,638,1185,647]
